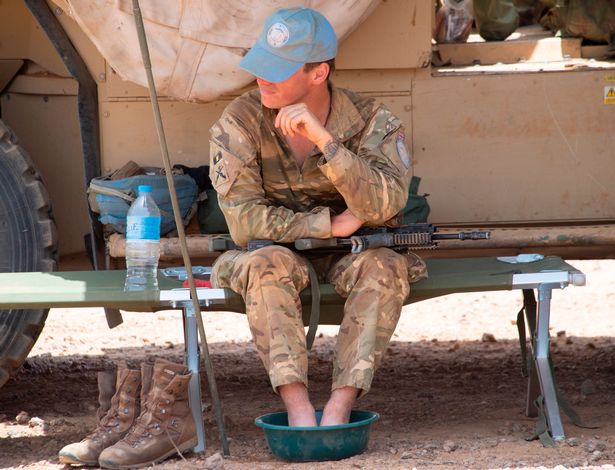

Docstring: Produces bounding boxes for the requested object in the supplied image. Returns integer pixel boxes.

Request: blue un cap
[240,7,337,83]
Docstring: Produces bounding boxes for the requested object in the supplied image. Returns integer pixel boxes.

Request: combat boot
[98,358,197,469]
[58,363,141,466]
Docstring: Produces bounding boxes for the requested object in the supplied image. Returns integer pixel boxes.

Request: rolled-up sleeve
[318,105,412,224]
[209,113,331,247]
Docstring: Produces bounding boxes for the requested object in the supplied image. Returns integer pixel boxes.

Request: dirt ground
[1,259,614,470]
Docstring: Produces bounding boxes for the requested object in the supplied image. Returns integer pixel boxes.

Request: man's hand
[275,103,332,149]
[331,209,364,237]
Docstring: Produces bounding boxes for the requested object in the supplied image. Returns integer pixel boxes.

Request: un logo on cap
[267,22,290,48]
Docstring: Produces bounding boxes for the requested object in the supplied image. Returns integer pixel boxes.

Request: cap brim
[240,44,304,83]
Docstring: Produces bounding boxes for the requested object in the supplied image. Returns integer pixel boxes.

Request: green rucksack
[401,176,430,224]
[473,0,521,41]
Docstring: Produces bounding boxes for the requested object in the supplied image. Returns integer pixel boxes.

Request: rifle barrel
[433,231,490,240]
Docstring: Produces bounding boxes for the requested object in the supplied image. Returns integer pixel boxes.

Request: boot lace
[122,402,159,447]
[85,409,121,443]
[122,396,179,451]
[86,374,134,442]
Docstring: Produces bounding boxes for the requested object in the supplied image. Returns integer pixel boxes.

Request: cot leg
[533,284,565,441]
[183,304,206,453]
[522,289,540,417]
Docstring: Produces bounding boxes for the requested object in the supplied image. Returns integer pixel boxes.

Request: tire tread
[0,119,58,388]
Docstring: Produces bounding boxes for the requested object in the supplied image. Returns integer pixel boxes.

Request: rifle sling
[304,259,320,351]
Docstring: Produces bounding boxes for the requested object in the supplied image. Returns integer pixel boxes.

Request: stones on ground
[584,440,606,453]
[590,450,603,462]
[581,379,596,396]
[556,330,566,337]
[28,417,49,432]
[203,452,224,470]
[15,411,30,425]
[566,337,574,345]
[400,451,413,459]
[566,437,581,447]
[481,333,497,343]
[442,440,457,452]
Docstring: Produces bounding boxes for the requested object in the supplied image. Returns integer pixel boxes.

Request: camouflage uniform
[209,85,426,395]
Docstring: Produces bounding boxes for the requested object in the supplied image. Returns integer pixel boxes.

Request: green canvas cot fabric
[0,256,579,325]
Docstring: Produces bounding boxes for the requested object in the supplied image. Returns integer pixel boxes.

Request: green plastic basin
[254,409,379,462]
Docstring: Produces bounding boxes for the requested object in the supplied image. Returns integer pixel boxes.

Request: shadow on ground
[1,336,614,469]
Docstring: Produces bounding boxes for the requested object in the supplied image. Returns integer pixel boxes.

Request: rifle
[209,223,489,253]
[293,223,489,253]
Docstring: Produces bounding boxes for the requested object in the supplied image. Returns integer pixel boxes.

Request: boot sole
[58,452,99,466]
[98,437,198,469]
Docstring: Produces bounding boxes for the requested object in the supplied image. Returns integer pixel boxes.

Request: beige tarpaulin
[52,0,380,102]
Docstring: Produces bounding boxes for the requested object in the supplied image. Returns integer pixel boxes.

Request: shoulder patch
[210,149,244,197]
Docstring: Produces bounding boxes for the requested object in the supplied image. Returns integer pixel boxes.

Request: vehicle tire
[0,119,57,388]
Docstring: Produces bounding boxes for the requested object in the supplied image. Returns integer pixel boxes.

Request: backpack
[88,170,199,236]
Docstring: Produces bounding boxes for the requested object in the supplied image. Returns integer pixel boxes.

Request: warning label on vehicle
[605,86,615,105]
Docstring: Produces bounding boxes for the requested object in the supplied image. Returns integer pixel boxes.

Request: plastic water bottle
[435,0,473,44]
[124,185,161,291]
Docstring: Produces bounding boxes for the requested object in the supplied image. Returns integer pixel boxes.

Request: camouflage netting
[51,0,380,102]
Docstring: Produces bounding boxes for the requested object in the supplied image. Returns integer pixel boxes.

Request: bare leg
[279,382,317,427]
[320,386,358,426]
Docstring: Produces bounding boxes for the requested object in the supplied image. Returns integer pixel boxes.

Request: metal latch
[161,266,211,281]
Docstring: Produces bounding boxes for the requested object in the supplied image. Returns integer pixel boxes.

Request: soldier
[209,7,426,427]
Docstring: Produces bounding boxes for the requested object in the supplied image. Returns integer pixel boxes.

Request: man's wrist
[314,130,334,151]
[321,138,340,161]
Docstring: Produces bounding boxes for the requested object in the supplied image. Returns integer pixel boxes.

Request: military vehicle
[1,0,614,387]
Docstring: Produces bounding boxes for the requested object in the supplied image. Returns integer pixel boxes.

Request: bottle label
[126,216,161,241]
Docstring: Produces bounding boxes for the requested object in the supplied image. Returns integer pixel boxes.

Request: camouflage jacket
[209,85,412,247]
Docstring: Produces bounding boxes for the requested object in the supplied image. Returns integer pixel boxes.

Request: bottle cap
[138,185,152,194]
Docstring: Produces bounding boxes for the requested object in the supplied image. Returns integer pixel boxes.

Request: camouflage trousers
[211,246,426,396]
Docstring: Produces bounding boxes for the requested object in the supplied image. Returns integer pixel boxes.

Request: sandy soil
[0,259,614,469]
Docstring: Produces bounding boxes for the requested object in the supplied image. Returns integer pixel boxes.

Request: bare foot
[320,386,358,426]
[279,382,317,427]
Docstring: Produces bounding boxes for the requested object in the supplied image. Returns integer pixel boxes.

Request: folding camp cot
[0,255,585,452]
